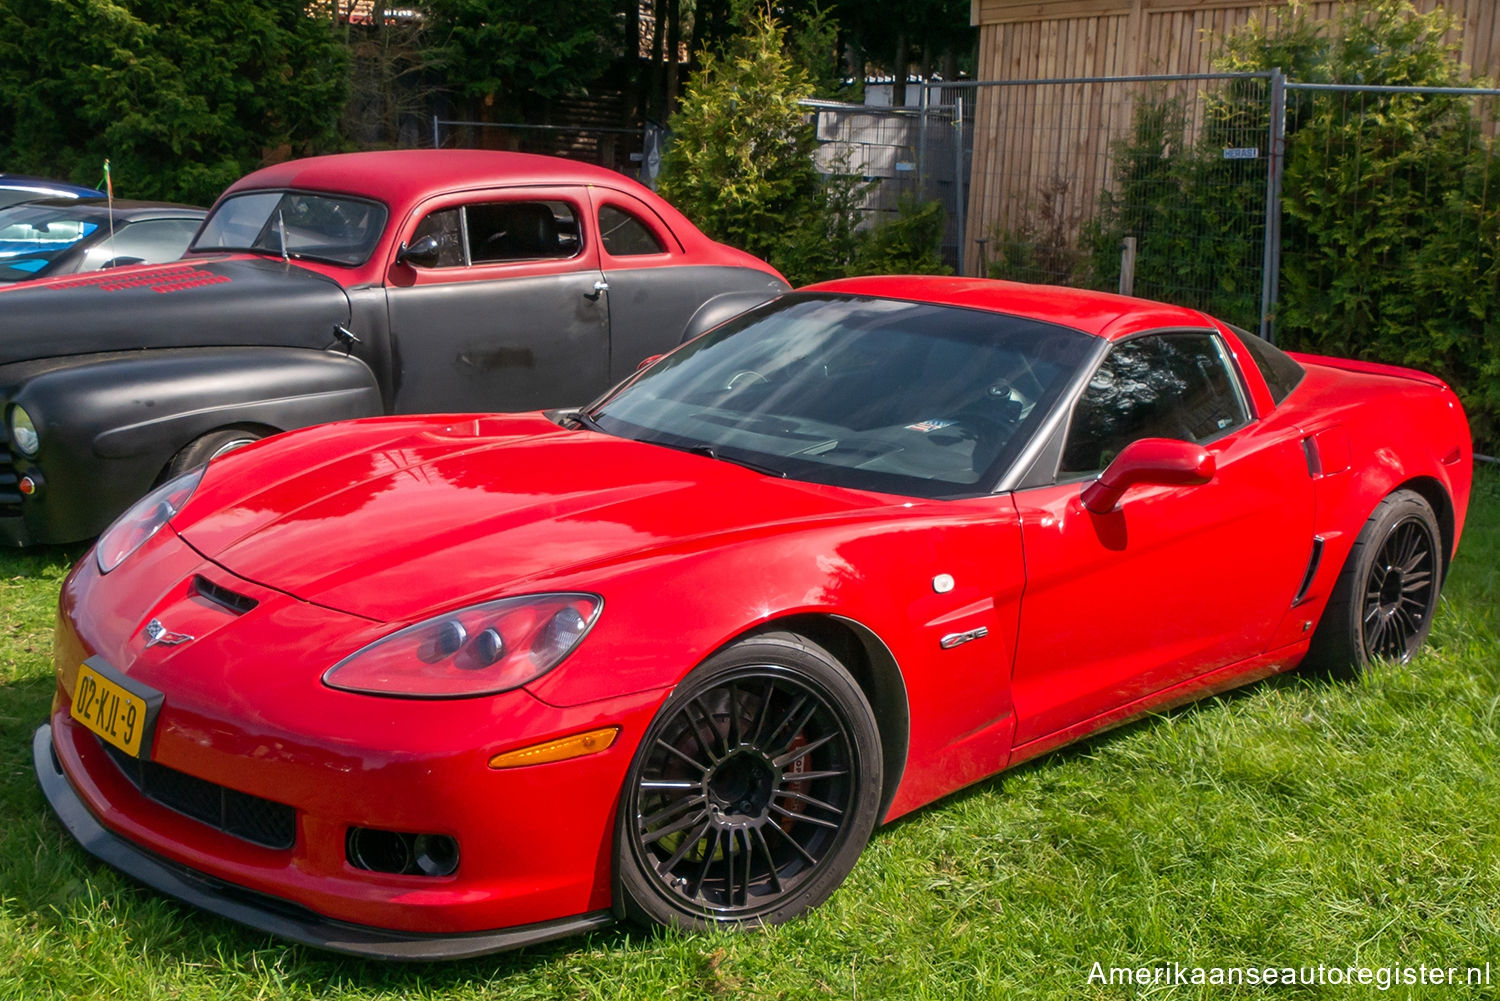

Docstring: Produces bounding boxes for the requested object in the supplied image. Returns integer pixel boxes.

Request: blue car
[0,174,103,210]
[0,198,205,283]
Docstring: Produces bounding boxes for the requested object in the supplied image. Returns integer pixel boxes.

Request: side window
[599,204,666,256]
[82,219,200,270]
[1229,323,1306,405]
[409,207,465,267]
[467,200,578,263]
[1059,332,1251,475]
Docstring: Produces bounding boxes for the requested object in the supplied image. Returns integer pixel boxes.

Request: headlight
[94,467,205,574]
[323,593,602,698]
[8,405,39,457]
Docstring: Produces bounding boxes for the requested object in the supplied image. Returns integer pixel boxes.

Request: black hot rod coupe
[0,150,787,546]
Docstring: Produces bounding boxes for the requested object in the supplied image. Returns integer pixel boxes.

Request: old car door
[384,187,611,413]
[1008,329,1315,749]
[587,189,764,380]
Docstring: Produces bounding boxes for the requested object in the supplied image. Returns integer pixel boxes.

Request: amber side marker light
[488,726,620,769]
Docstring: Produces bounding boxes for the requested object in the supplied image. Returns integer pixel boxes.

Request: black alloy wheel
[1361,512,1438,661]
[1307,489,1443,672]
[617,633,881,931]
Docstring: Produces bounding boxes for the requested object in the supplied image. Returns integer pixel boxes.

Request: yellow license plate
[71,663,150,757]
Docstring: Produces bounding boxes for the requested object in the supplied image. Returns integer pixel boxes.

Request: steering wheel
[723,369,771,391]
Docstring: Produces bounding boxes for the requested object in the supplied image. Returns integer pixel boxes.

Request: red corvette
[34,277,1472,959]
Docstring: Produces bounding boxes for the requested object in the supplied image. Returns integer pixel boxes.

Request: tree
[660,11,950,284]
[658,10,839,281]
[0,0,346,204]
[424,0,618,122]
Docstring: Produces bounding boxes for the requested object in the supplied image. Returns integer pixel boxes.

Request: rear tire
[1305,489,1443,674]
[616,632,882,932]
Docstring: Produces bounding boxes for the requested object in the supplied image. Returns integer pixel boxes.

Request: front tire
[617,632,882,931]
[165,428,263,477]
[1306,489,1443,673]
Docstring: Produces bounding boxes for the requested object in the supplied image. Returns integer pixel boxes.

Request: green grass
[2,470,1497,999]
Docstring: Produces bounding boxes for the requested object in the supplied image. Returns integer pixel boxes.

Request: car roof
[223,150,652,205]
[803,275,1217,340]
[13,197,205,220]
[0,175,103,199]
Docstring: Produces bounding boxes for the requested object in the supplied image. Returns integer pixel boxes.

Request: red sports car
[34,277,1472,959]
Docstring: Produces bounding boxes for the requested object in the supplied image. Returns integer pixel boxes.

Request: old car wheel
[166,429,263,477]
[617,632,882,931]
[1307,489,1442,673]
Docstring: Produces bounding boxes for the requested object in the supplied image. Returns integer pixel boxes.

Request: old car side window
[599,204,666,256]
[410,207,465,267]
[1059,332,1251,476]
[467,200,579,263]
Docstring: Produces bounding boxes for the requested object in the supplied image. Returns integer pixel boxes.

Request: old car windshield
[0,204,99,281]
[591,294,1095,499]
[191,190,386,265]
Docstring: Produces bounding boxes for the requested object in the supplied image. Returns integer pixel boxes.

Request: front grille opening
[346,827,459,877]
[0,443,20,515]
[192,575,259,615]
[103,741,295,850]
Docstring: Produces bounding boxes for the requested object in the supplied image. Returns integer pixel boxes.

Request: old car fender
[679,288,786,344]
[6,348,382,545]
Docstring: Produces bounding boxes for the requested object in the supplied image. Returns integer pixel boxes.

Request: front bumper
[34,724,614,960]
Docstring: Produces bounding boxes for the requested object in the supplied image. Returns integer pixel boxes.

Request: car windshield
[0,204,99,282]
[191,190,386,265]
[590,294,1095,499]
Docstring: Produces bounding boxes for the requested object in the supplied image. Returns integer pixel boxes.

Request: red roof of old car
[223,150,654,207]
[804,275,1216,340]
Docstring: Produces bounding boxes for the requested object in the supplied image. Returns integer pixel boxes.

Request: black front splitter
[32,724,615,961]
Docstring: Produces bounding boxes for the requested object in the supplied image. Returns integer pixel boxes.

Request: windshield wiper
[683,444,788,478]
[565,409,607,433]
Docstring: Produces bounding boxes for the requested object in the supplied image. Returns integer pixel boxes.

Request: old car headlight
[8,404,39,457]
[323,593,602,698]
[94,467,205,574]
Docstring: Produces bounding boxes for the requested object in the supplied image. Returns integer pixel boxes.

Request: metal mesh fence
[921,74,1274,331]
[432,118,645,177]
[803,98,972,272]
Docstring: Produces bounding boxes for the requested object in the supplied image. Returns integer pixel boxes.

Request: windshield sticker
[906,419,956,432]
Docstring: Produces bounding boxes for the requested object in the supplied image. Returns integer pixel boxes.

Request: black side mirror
[396,234,442,268]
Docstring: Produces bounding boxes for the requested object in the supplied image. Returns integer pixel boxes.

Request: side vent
[1292,536,1325,606]
[192,575,259,615]
[1301,436,1322,476]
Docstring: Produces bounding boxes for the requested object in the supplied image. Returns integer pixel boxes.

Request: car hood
[0,256,350,366]
[176,414,887,622]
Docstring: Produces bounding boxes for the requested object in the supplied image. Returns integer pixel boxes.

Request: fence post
[432,115,441,149]
[952,91,967,275]
[917,82,931,194]
[1119,237,1137,296]
[1259,67,1286,343]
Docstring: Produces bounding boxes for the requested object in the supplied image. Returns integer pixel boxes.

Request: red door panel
[1009,424,1314,747]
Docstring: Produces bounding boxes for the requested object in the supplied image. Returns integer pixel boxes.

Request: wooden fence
[964,0,1500,275]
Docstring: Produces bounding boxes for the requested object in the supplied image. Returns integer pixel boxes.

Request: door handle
[585,279,610,301]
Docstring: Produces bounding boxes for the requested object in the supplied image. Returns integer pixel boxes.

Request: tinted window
[467,201,579,263]
[599,205,665,255]
[1059,332,1250,475]
[592,294,1095,499]
[1231,325,1306,405]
